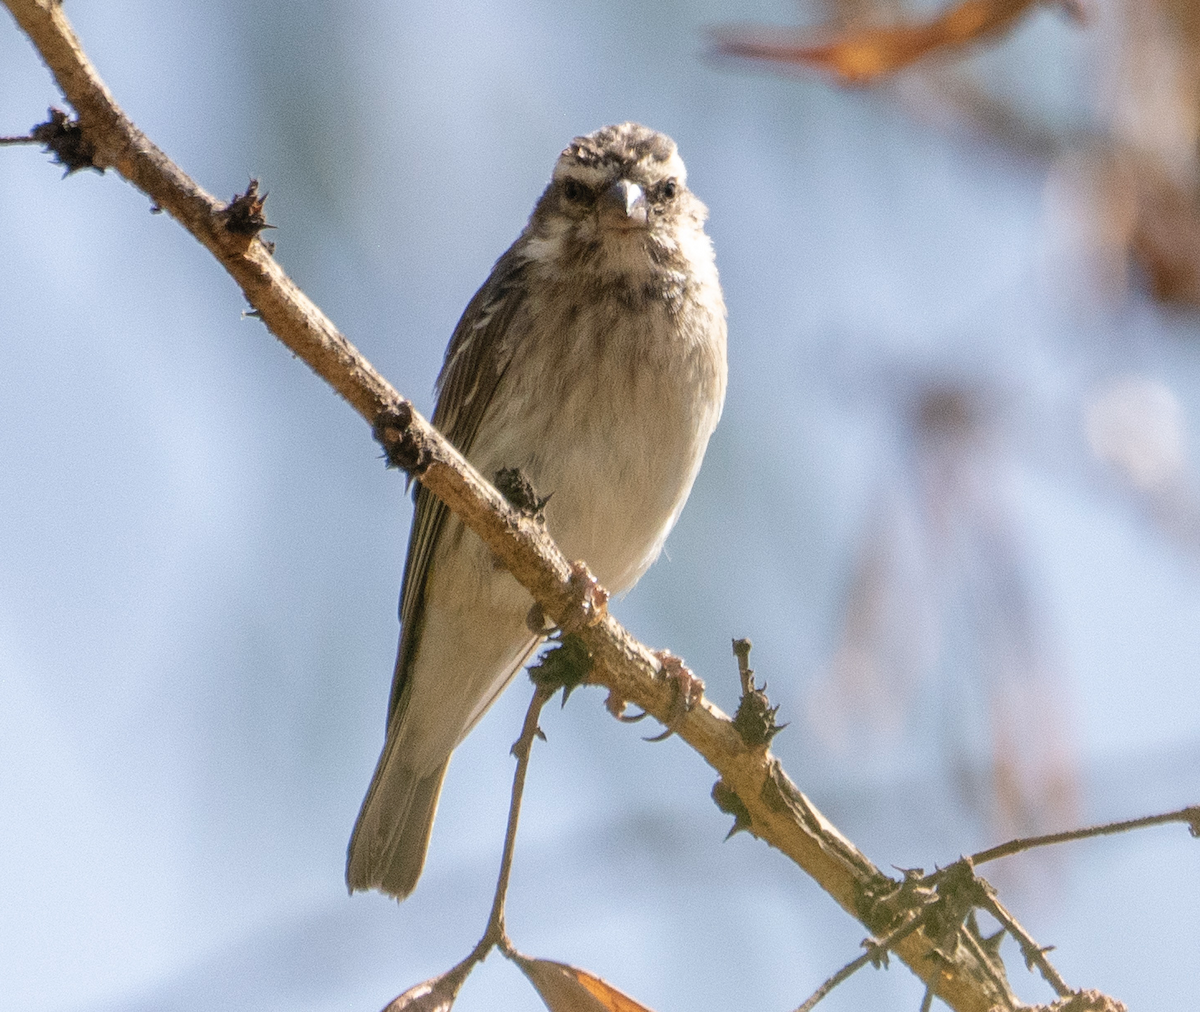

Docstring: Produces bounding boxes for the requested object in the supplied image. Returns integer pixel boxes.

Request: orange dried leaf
[381,961,472,1012]
[717,0,1042,83]
[513,955,657,1012]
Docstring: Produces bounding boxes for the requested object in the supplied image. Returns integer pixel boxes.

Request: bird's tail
[346,754,451,900]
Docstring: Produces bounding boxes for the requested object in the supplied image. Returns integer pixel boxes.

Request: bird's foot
[643,650,704,742]
[559,560,609,634]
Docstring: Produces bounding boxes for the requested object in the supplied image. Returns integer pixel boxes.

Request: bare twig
[479,684,554,960]
[379,683,559,1008]
[791,906,934,1012]
[971,805,1200,866]
[0,133,35,144]
[732,636,754,695]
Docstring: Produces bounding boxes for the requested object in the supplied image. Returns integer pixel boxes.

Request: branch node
[373,402,431,475]
[30,107,99,176]
[220,178,274,238]
[527,633,592,704]
[730,637,787,748]
[494,466,551,521]
[732,636,753,692]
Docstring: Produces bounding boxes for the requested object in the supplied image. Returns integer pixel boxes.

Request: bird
[347,122,727,900]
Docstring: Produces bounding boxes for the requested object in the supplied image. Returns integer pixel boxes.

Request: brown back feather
[387,247,531,724]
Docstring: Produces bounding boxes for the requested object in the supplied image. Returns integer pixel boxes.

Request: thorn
[712,779,752,837]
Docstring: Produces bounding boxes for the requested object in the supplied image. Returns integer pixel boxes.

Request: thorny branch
[788,847,1090,1012]
[975,882,1071,998]
[0,2,1164,1011]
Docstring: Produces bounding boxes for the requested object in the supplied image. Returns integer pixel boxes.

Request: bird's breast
[471,283,725,593]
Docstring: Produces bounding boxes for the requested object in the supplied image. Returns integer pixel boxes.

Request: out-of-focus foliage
[716,0,1200,868]
[810,383,1079,849]
[722,0,1200,312]
[717,0,1054,84]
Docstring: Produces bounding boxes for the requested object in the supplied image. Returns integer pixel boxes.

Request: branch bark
[3,2,1026,1009]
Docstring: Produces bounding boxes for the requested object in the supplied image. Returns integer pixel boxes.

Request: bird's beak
[601,179,647,228]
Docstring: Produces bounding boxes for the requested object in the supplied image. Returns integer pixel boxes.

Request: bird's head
[524,123,711,284]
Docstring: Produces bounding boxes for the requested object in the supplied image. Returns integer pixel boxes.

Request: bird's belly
[473,342,715,594]
[539,414,697,591]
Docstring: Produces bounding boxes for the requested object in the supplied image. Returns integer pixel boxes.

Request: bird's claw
[559,561,609,634]
[643,650,703,742]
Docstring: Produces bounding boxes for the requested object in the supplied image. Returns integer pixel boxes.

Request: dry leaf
[381,961,472,1012]
[716,0,1042,83]
[512,955,657,1012]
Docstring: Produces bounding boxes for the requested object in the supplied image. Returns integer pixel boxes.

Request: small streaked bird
[347,123,727,899]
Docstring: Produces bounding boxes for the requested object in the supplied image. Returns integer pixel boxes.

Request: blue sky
[2,1,1197,1010]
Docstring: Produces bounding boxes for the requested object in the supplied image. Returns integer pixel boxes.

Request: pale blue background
[1,1,1197,1010]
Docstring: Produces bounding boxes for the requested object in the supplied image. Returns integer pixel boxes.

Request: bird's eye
[562,179,591,203]
[660,179,678,200]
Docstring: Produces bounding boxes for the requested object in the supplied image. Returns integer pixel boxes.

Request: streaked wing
[387,247,530,724]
